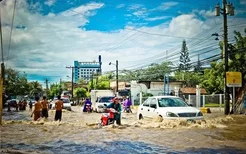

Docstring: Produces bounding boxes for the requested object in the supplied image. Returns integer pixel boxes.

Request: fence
[133,93,225,112]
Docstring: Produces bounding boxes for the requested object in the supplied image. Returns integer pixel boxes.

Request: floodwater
[1,106,246,154]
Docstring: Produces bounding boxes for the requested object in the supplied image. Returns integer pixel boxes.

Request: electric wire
[6,0,17,67]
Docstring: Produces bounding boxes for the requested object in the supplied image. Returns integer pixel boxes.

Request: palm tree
[29,81,43,96]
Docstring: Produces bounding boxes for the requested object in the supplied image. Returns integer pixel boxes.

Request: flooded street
[1,106,246,154]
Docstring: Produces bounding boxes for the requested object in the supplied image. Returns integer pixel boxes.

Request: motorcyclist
[83,98,92,112]
[107,97,122,125]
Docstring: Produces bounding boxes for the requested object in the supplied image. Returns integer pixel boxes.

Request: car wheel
[139,114,143,120]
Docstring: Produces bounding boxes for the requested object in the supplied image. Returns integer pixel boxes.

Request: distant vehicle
[90,90,115,112]
[95,96,115,113]
[51,98,72,111]
[137,96,204,121]
[6,99,19,111]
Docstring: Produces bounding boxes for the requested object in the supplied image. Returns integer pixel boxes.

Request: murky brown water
[1,106,246,154]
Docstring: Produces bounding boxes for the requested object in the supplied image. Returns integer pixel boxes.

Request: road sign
[226,72,242,87]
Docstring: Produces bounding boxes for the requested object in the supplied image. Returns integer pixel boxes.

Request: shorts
[42,108,48,118]
[55,110,62,121]
[34,111,41,121]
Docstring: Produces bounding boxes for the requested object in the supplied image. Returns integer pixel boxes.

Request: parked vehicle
[51,98,72,111]
[137,96,204,121]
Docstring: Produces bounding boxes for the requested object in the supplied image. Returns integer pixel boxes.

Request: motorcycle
[85,103,92,113]
[100,108,117,126]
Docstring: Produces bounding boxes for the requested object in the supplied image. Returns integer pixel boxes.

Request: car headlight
[197,111,203,117]
[166,112,178,117]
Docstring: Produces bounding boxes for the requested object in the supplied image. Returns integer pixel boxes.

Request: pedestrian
[41,96,49,119]
[29,100,33,111]
[55,95,64,121]
[107,97,122,125]
[125,97,132,113]
[31,96,42,121]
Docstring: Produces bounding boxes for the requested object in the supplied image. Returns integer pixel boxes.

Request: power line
[6,0,17,67]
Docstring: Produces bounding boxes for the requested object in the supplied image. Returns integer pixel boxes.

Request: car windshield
[158,97,188,107]
[99,97,114,103]
[62,99,70,103]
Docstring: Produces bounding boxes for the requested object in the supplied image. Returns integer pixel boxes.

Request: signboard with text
[226,72,242,87]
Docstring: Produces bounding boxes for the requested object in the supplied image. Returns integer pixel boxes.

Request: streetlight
[214,0,235,115]
[109,60,118,96]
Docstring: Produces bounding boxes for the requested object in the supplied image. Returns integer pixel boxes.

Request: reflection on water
[1,107,246,154]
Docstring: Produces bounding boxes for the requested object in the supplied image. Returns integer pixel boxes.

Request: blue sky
[1,0,246,87]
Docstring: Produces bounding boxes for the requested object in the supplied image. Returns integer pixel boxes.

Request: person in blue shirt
[107,97,122,125]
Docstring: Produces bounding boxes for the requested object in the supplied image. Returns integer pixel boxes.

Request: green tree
[74,87,87,102]
[194,58,202,73]
[200,62,224,94]
[118,62,172,81]
[5,68,30,96]
[179,40,191,72]
[29,81,43,96]
[175,71,202,87]
[201,28,246,96]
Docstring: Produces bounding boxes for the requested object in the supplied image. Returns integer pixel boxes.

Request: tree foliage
[118,62,172,81]
[200,62,224,94]
[175,71,202,87]
[5,68,43,97]
[88,75,110,90]
[201,28,246,94]
[179,39,191,72]
[74,87,87,100]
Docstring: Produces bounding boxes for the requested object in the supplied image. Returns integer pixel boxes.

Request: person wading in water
[31,96,42,121]
[55,95,64,121]
[41,96,49,119]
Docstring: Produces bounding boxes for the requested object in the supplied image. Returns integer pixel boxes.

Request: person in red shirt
[55,95,63,121]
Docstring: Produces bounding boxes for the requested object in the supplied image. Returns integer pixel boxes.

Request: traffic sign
[226,72,242,87]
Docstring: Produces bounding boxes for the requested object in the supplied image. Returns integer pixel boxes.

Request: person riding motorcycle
[83,98,92,112]
[106,97,122,125]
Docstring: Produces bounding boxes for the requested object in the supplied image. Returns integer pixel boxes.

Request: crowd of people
[31,96,64,121]
[7,95,133,126]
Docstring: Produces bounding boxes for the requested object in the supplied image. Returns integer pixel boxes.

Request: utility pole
[214,0,235,115]
[45,78,49,96]
[109,60,119,96]
[91,71,94,90]
[116,60,119,96]
[0,0,4,125]
[66,66,75,102]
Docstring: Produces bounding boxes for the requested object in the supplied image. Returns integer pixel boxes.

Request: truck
[90,90,115,112]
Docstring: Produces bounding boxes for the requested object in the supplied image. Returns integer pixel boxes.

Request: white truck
[90,90,115,112]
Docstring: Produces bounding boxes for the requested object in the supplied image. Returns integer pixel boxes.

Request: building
[74,55,102,83]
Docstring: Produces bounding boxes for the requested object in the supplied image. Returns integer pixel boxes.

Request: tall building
[74,55,102,83]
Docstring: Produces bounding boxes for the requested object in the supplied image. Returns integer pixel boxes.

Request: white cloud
[145,16,169,21]
[154,2,179,11]
[127,4,144,10]
[1,0,246,85]
[193,9,214,18]
[44,0,56,6]
[116,4,125,9]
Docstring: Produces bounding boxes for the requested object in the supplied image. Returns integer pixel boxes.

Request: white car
[51,98,72,111]
[95,96,114,112]
[137,96,204,121]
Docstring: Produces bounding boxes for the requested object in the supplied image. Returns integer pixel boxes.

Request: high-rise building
[74,55,102,83]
